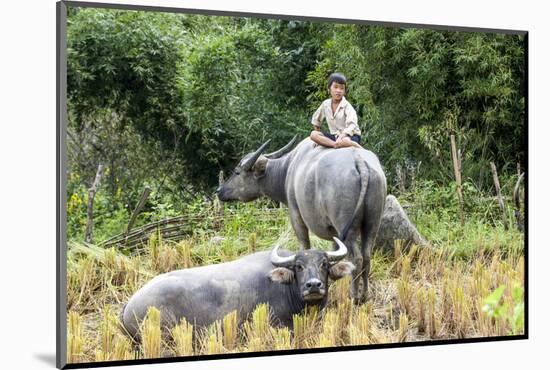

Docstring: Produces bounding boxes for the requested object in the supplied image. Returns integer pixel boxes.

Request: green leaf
[482,285,506,317]
[512,284,523,303]
[512,302,525,334]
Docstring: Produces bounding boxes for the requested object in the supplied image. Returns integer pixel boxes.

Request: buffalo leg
[359,239,373,304]
[344,231,363,302]
[360,223,383,303]
[289,209,311,250]
[359,179,386,303]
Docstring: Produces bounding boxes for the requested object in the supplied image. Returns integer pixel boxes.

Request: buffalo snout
[305,278,323,291]
[216,186,230,201]
[303,277,326,302]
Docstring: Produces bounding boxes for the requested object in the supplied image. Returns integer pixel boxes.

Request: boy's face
[329,81,346,102]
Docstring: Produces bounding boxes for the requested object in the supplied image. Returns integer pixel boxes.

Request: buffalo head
[216,136,297,202]
[268,237,355,303]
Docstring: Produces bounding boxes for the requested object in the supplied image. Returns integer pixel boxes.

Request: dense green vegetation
[66,7,525,243]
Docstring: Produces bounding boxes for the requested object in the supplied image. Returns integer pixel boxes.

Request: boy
[310,72,362,149]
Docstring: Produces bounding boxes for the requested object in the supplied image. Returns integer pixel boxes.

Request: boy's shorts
[322,132,361,144]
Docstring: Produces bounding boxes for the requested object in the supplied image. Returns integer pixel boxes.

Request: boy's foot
[335,137,362,149]
[352,141,363,149]
[310,131,337,149]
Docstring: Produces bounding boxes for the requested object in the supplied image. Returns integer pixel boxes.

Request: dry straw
[140,307,162,358]
[292,306,320,349]
[248,232,257,253]
[348,304,371,345]
[222,310,238,351]
[96,305,117,359]
[244,303,272,350]
[271,327,291,350]
[176,240,193,269]
[397,313,409,342]
[415,287,427,334]
[317,310,340,347]
[171,318,194,356]
[201,321,224,354]
[67,311,85,363]
[427,286,439,338]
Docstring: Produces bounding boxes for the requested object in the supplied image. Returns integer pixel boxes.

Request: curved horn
[327,237,348,262]
[264,135,298,159]
[241,139,271,171]
[270,244,296,267]
[513,172,524,209]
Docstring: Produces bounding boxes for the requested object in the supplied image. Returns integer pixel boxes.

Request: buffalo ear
[253,157,268,179]
[269,267,294,284]
[329,261,355,280]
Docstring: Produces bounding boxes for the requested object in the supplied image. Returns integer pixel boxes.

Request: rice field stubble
[66,205,524,363]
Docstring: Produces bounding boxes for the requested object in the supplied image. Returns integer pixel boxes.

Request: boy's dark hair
[327,72,347,90]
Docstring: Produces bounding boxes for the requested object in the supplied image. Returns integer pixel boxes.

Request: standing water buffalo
[121,238,354,339]
[217,137,387,302]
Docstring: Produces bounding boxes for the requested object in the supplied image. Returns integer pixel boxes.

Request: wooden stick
[217,170,225,218]
[490,162,509,230]
[85,164,105,244]
[450,135,464,226]
[513,172,525,232]
[125,185,152,238]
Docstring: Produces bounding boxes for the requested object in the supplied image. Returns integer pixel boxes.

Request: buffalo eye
[320,260,328,269]
[295,263,304,272]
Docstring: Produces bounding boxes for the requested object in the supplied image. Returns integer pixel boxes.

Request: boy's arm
[311,104,324,130]
[341,104,360,137]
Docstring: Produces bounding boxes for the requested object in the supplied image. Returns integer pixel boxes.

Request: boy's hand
[334,135,346,148]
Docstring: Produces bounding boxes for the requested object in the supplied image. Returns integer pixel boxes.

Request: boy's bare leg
[310,131,336,148]
[337,137,363,149]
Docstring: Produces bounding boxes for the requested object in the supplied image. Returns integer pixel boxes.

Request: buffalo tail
[339,149,369,241]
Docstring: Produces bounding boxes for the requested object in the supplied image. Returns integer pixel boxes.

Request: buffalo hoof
[350,286,367,305]
[350,292,368,305]
[349,279,369,304]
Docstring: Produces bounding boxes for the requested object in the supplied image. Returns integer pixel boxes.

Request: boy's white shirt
[311,96,361,137]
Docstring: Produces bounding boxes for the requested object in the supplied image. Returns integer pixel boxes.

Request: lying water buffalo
[217,137,387,302]
[121,238,354,339]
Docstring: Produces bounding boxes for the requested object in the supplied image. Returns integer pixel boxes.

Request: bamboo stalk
[125,186,152,237]
[85,164,104,243]
[490,162,509,230]
[450,135,464,226]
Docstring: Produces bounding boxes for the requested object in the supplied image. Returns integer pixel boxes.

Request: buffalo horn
[327,237,348,262]
[264,135,298,159]
[270,244,296,267]
[241,139,271,171]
